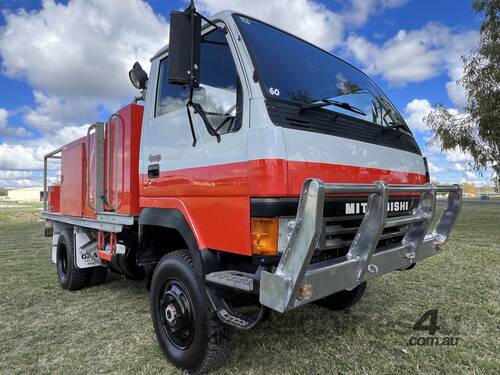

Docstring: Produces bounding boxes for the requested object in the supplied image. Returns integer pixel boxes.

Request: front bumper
[259,179,462,313]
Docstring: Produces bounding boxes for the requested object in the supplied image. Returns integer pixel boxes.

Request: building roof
[8,186,43,192]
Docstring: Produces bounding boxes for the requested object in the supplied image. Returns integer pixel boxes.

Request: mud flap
[74,229,103,268]
[51,233,59,264]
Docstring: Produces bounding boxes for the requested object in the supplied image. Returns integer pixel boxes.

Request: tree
[462,182,480,195]
[425,0,500,186]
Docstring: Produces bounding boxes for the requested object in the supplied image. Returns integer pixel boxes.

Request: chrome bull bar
[259,179,462,313]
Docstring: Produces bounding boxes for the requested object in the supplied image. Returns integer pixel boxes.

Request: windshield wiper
[386,122,408,131]
[300,98,367,116]
[381,122,409,137]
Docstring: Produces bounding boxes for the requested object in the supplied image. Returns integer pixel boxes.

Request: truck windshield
[234,15,406,128]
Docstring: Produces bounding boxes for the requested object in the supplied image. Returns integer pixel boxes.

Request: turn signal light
[251,218,278,256]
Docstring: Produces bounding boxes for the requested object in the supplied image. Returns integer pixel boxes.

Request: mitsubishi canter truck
[42,3,462,374]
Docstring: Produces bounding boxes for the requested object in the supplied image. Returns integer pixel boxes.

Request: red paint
[140,159,426,255]
[106,104,143,216]
[287,160,426,194]
[47,185,61,213]
[55,100,426,255]
[60,143,84,217]
[97,250,113,261]
[58,104,143,219]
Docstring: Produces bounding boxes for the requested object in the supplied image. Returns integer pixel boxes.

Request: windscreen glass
[235,15,405,127]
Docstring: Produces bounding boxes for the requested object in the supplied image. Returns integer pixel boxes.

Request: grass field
[0,204,499,375]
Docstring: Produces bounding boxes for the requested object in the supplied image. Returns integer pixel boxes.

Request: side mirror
[168,9,201,86]
[129,62,148,90]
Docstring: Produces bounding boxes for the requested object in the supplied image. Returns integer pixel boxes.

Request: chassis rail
[259,179,462,312]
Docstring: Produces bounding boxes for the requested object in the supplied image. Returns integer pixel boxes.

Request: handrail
[106,113,126,212]
[42,147,63,212]
[86,123,97,211]
[85,122,105,213]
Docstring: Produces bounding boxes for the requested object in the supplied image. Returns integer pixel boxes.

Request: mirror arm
[187,1,227,35]
[186,101,198,147]
[133,89,146,103]
[182,1,223,147]
[195,11,228,34]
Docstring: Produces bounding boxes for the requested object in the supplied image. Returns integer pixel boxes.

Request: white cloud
[0,0,168,101]
[0,178,38,188]
[196,0,344,50]
[465,171,476,179]
[345,23,479,94]
[403,98,465,134]
[452,162,465,171]
[0,143,42,170]
[445,146,473,162]
[0,0,170,187]
[345,0,408,28]
[0,108,29,137]
[403,98,433,133]
[23,91,98,132]
[0,170,32,179]
[380,0,409,7]
[427,161,444,173]
[0,0,169,134]
[443,30,478,107]
[0,124,88,172]
[459,170,491,186]
[197,0,409,51]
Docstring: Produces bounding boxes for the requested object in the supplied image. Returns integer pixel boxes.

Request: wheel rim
[160,278,196,349]
[58,244,68,277]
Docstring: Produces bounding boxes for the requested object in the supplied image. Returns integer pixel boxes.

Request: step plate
[206,271,254,292]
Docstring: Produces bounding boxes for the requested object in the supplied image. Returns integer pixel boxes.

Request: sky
[0,0,494,188]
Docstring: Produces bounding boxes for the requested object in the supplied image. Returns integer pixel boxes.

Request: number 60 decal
[269,87,280,96]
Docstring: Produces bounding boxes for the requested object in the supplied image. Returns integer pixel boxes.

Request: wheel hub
[160,280,195,349]
[165,304,178,325]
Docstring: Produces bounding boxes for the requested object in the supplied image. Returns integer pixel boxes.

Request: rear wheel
[316,282,367,311]
[56,230,91,291]
[150,250,232,374]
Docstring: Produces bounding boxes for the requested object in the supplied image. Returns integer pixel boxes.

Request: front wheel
[150,250,232,374]
[316,282,367,311]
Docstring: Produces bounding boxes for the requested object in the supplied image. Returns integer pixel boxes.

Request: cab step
[206,289,270,330]
[205,270,255,293]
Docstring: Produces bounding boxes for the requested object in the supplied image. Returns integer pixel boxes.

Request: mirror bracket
[170,1,224,147]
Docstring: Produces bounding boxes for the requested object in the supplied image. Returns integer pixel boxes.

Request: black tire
[87,266,107,286]
[316,282,367,311]
[150,250,232,374]
[56,230,91,291]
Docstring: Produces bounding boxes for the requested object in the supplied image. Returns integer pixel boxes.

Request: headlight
[278,217,296,253]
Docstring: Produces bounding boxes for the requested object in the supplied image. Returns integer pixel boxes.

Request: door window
[155,28,242,134]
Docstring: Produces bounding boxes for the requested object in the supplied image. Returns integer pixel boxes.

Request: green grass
[0,205,499,374]
[0,207,41,224]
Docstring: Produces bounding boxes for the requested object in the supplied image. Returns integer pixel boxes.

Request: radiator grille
[312,206,415,263]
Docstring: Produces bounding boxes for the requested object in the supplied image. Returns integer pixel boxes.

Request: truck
[41,3,462,374]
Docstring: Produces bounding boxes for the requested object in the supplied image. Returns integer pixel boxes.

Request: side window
[156,58,189,116]
[156,28,242,134]
[196,28,242,134]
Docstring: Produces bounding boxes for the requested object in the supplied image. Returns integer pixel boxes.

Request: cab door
[140,25,249,199]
